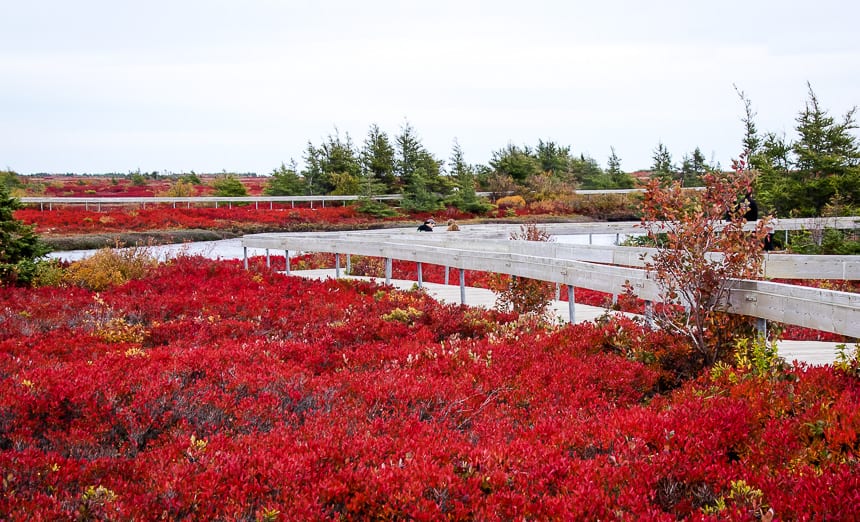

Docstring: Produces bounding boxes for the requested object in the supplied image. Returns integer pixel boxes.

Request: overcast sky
[2,0,858,175]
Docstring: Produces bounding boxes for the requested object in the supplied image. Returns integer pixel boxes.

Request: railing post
[243,247,248,270]
[444,266,449,285]
[567,285,575,324]
[645,300,653,325]
[756,318,768,338]
[417,262,423,288]
[459,269,466,305]
[346,254,351,275]
[285,250,291,275]
[385,258,392,285]
[265,249,270,268]
[335,253,341,278]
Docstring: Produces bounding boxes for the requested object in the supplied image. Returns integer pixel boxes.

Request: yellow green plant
[496,195,526,209]
[86,294,149,344]
[382,306,424,324]
[64,243,158,291]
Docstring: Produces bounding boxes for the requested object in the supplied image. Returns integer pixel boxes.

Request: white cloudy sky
[2,0,858,175]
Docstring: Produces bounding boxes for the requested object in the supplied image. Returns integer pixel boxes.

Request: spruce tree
[651,142,676,184]
[448,139,491,214]
[396,122,445,209]
[0,183,50,285]
[606,147,635,188]
[265,161,305,196]
[489,144,541,183]
[360,124,396,192]
[755,83,860,216]
[212,174,248,197]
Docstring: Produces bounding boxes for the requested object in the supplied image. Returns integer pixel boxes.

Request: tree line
[264,123,641,214]
[265,83,857,218]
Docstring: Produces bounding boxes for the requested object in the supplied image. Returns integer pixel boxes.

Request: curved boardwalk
[289,269,844,367]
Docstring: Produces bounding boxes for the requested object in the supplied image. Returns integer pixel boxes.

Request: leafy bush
[159,179,195,197]
[787,228,860,255]
[356,198,400,218]
[63,244,158,290]
[31,258,66,287]
[495,195,526,209]
[212,174,248,197]
[487,223,556,319]
[570,192,641,220]
[640,157,768,366]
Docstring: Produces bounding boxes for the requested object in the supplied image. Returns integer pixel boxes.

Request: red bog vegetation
[15,205,383,235]
[1,257,858,519]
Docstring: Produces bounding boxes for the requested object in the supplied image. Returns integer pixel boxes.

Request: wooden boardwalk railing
[19,194,402,211]
[241,226,860,339]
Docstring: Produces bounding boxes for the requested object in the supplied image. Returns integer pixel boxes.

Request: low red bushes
[15,205,384,235]
[1,257,858,519]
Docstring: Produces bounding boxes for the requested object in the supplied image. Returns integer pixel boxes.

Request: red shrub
[0,257,857,519]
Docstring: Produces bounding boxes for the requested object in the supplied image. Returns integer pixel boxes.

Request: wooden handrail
[241,229,860,338]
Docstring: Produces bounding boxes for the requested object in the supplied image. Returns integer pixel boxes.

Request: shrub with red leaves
[0,256,858,519]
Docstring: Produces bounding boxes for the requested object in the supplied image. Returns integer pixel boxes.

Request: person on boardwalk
[417,218,435,232]
[446,219,460,231]
[763,223,776,251]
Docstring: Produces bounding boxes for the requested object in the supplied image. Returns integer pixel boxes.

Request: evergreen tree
[755,83,860,216]
[395,122,424,187]
[489,144,541,183]
[754,132,794,215]
[606,147,636,188]
[301,141,325,196]
[535,140,573,177]
[679,147,708,187]
[606,147,623,178]
[396,122,446,208]
[447,139,492,214]
[793,84,860,174]
[0,170,22,191]
[651,142,676,183]
[573,154,608,189]
[212,174,248,197]
[299,130,361,195]
[321,131,360,177]
[0,183,50,285]
[360,124,396,192]
[180,172,202,185]
[265,160,305,196]
[416,149,452,195]
[734,84,761,158]
[401,167,444,213]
